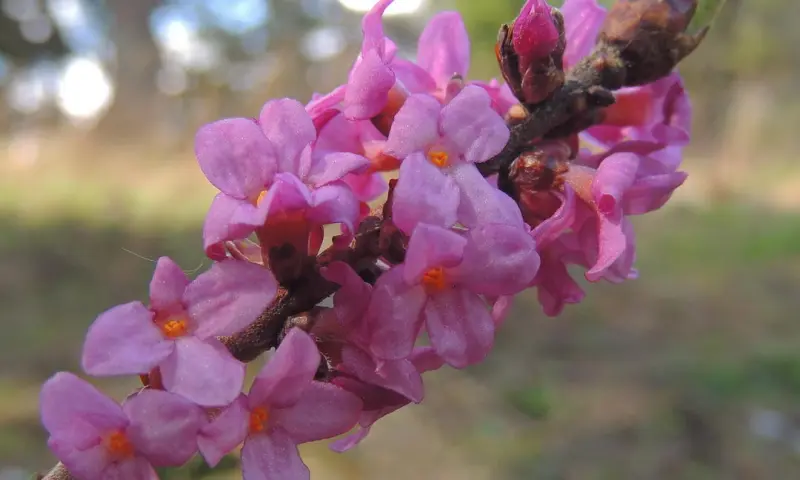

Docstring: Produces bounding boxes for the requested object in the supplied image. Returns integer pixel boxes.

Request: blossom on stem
[197,328,362,479]
[40,372,204,480]
[368,223,538,368]
[197,99,367,260]
[82,257,277,407]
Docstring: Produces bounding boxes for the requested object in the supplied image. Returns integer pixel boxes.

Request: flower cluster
[39,0,695,479]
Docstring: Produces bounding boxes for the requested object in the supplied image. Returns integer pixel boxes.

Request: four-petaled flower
[82,257,277,407]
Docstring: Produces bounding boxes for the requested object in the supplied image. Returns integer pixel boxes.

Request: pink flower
[197,328,362,478]
[560,0,606,69]
[196,99,368,259]
[343,1,471,119]
[368,223,539,368]
[82,257,277,407]
[40,372,204,479]
[384,86,509,165]
[563,145,686,281]
[329,346,444,452]
[313,112,391,199]
[314,262,429,403]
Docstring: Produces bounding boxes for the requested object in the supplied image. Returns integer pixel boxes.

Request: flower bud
[496,0,566,106]
[513,0,561,66]
[599,0,709,86]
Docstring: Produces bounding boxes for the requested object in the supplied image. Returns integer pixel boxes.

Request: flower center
[422,267,448,292]
[250,189,269,207]
[104,430,134,458]
[155,313,190,339]
[427,150,449,168]
[249,406,270,433]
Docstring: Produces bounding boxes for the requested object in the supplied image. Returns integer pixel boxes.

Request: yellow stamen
[422,267,447,292]
[427,150,449,168]
[157,314,190,339]
[251,189,268,206]
[104,430,135,458]
[249,406,270,433]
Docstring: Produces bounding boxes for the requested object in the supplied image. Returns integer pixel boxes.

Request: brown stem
[477,43,624,178]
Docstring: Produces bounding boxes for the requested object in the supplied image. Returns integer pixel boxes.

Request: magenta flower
[512,0,561,71]
[82,257,277,407]
[561,0,606,69]
[343,0,473,119]
[368,223,539,368]
[40,372,204,479]
[313,111,391,200]
[329,346,444,453]
[314,262,429,404]
[561,145,686,281]
[196,98,368,259]
[197,328,362,478]
[385,86,509,165]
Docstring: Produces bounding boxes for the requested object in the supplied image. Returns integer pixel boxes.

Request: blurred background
[1,0,799,478]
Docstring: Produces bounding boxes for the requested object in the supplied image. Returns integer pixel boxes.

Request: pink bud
[512,0,560,62]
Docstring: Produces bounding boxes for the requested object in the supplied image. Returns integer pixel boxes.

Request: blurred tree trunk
[95,0,163,142]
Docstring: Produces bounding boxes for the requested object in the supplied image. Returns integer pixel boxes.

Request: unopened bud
[496,0,566,106]
[512,0,561,67]
[600,0,709,86]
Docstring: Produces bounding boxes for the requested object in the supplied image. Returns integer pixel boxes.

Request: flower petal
[425,289,495,368]
[195,118,276,199]
[451,163,524,228]
[339,345,423,403]
[361,0,392,54]
[275,382,362,443]
[306,152,370,188]
[531,188,576,248]
[148,257,189,311]
[440,86,509,163]
[403,223,466,285]
[561,0,606,68]
[343,172,388,203]
[391,58,437,94]
[46,440,110,480]
[417,11,470,87]
[320,262,372,333]
[202,193,263,260]
[258,99,316,176]
[367,267,427,362]
[623,171,687,215]
[392,153,460,235]
[582,211,629,282]
[249,328,320,409]
[344,49,396,120]
[186,259,278,339]
[592,152,640,216]
[40,372,127,440]
[453,223,540,296]
[384,94,441,160]
[124,389,204,466]
[159,337,245,407]
[410,346,445,373]
[307,183,361,235]
[81,302,173,376]
[241,429,309,480]
[198,394,249,467]
[102,458,158,480]
[534,248,586,316]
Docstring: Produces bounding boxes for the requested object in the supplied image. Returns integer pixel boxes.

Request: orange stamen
[422,267,447,292]
[249,406,270,433]
[427,150,449,168]
[104,430,135,458]
[155,314,190,339]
